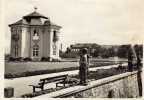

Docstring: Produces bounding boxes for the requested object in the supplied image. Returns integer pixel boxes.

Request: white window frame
[33,45,39,57]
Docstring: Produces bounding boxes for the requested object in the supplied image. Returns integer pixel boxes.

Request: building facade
[70,43,100,54]
[9,9,61,61]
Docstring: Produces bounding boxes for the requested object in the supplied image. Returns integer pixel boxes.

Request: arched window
[33,45,39,57]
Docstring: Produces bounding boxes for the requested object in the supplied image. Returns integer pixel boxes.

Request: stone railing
[35,71,141,98]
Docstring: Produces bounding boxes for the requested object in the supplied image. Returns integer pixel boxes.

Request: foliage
[23,57,32,61]
[117,45,130,58]
[41,57,50,61]
[117,44,143,58]
[9,57,23,61]
[60,52,78,58]
[65,47,71,53]
[65,44,143,59]
[134,44,143,57]
[5,54,10,60]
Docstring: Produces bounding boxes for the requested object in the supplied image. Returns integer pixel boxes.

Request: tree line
[62,44,143,58]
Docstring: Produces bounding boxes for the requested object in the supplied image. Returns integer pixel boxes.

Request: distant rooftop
[70,43,99,49]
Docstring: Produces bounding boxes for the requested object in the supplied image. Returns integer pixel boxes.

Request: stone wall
[36,71,141,98]
[66,71,140,98]
[71,73,139,98]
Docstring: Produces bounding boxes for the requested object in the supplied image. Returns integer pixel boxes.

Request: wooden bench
[29,74,68,92]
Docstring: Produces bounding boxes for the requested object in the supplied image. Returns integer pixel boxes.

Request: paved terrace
[5,63,127,97]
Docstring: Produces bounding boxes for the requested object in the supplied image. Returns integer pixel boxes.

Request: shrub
[23,57,32,62]
[5,73,13,78]
[9,57,16,61]
[16,57,23,61]
[60,53,78,58]
[5,54,10,60]
[51,58,61,62]
[41,57,46,61]
[41,57,47,61]
[9,57,23,61]
[41,57,50,61]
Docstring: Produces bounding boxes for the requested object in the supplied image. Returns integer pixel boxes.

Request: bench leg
[33,87,36,93]
[56,83,58,88]
[63,83,66,87]
[41,86,44,91]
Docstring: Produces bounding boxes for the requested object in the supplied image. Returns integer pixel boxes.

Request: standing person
[79,48,89,85]
[87,54,91,75]
[128,49,133,72]
[137,52,142,70]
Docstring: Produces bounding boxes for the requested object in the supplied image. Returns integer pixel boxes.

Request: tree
[65,47,71,53]
[107,47,115,57]
[92,46,101,57]
[117,45,131,58]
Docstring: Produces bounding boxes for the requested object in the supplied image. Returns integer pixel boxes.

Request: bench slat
[40,74,68,81]
[43,77,66,82]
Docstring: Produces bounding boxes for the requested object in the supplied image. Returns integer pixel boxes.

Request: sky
[4,0,144,53]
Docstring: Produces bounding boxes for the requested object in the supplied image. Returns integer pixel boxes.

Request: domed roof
[23,11,48,19]
[9,19,28,26]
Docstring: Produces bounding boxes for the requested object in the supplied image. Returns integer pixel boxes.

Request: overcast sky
[4,0,144,53]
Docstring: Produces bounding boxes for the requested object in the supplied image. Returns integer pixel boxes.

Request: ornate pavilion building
[9,8,62,61]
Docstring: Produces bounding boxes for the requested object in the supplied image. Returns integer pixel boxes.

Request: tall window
[53,44,57,55]
[33,45,39,57]
[15,45,18,57]
[53,30,58,42]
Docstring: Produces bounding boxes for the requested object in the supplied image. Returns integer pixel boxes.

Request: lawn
[5,62,79,74]
[5,58,127,78]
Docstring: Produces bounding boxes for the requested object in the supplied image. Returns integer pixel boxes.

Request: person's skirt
[79,63,88,82]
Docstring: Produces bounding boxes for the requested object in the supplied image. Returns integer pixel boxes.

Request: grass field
[5,62,79,74]
[5,58,127,78]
